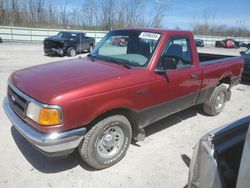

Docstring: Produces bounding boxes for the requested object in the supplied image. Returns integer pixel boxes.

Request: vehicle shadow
[11,105,204,173]
[144,105,204,138]
[11,126,95,173]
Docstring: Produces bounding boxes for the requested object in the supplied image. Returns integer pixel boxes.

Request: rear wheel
[78,115,132,169]
[203,85,227,116]
[67,47,76,57]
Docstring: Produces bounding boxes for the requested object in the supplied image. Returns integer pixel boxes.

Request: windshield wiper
[87,53,96,62]
[108,59,132,69]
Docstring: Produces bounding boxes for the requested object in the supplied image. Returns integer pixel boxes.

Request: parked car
[3,28,244,170]
[240,49,250,81]
[0,37,2,43]
[195,39,204,47]
[215,38,245,48]
[111,37,128,46]
[188,116,250,188]
[43,31,95,57]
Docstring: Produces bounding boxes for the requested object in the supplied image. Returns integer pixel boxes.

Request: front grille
[8,85,28,117]
[44,40,63,49]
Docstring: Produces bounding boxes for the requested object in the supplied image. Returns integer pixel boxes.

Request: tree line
[0,0,249,37]
[0,0,170,30]
[193,24,250,38]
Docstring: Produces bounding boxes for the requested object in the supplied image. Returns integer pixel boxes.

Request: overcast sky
[56,0,250,29]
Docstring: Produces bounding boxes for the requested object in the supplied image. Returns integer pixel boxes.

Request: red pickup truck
[3,29,244,169]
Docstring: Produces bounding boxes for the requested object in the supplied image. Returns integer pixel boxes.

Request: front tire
[203,85,227,116]
[79,115,132,169]
[67,47,76,57]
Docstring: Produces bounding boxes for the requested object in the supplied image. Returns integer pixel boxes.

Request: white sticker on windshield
[139,32,160,40]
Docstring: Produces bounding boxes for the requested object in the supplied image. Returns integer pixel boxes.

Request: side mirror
[240,51,245,56]
[162,56,177,70]
[155,56,177,74]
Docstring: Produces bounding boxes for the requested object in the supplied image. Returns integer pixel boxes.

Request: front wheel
[67,47,76,57]
[78,115,132,169]
[203,85,228,116]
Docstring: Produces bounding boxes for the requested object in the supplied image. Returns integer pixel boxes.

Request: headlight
[26,102,62,126]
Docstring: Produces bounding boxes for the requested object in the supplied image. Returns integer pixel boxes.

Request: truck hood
[44,36,70,43]
[11,58,134,104]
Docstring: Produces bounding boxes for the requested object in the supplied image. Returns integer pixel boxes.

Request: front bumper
[3,97,86,157]
[43,47,64,56]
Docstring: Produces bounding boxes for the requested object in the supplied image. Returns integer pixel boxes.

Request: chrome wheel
[79,115,132,169]
[215,91,225,113]
[96,126,124,158]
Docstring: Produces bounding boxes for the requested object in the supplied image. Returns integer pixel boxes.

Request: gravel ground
[0,43,249,188]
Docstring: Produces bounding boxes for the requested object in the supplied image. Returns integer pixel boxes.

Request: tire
[78,115,132,169]
[67,47,76,57]
[203,85,228,116]
[88,44,93,53]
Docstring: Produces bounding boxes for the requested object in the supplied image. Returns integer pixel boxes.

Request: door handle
[191,74,197,79]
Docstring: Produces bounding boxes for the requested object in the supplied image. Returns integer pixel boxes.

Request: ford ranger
[3,29,244,169]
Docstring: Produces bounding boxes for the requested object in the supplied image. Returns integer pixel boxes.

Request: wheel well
[85,107,139,138]
[218,76,231,89]
[66,46,75,51]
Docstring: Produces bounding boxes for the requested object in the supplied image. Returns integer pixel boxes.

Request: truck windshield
[91,30,162,67]
[56,32,78,40]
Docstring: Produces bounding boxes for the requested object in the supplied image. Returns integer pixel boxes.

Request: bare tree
[9,0,20,25]
[47,2,58,26]
[0,0,5,25]
[149,0,171,28]
[115,0,126,28]
[81,0,98,27]
[123,0,144,27]
[100,0,115,30]
[35,0,46,25]
[0,0,249,38]
[60,1,69,27]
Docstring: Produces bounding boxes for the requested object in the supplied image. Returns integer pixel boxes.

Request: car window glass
[76,33,81,41]
[80,33,85,40]
[93,31,162,67]
[57,32,77,40]
[99,36,128,56]
[161,38,192,70]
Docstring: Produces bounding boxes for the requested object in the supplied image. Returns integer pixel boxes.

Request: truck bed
[198,53,234,62]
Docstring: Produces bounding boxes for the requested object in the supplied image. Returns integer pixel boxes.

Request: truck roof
[58,31,85,34]
[113,28,193,36]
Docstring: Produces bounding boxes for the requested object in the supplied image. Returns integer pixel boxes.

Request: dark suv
[43,31,95,57]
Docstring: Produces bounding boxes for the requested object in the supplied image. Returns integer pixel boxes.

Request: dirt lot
[0,43,249,188]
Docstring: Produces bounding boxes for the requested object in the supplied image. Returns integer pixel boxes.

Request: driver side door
[152,37,201,114]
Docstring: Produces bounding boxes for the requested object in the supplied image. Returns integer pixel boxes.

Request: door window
[161,38,192,70]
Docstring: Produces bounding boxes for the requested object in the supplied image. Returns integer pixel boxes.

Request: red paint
[10,29,244,133]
